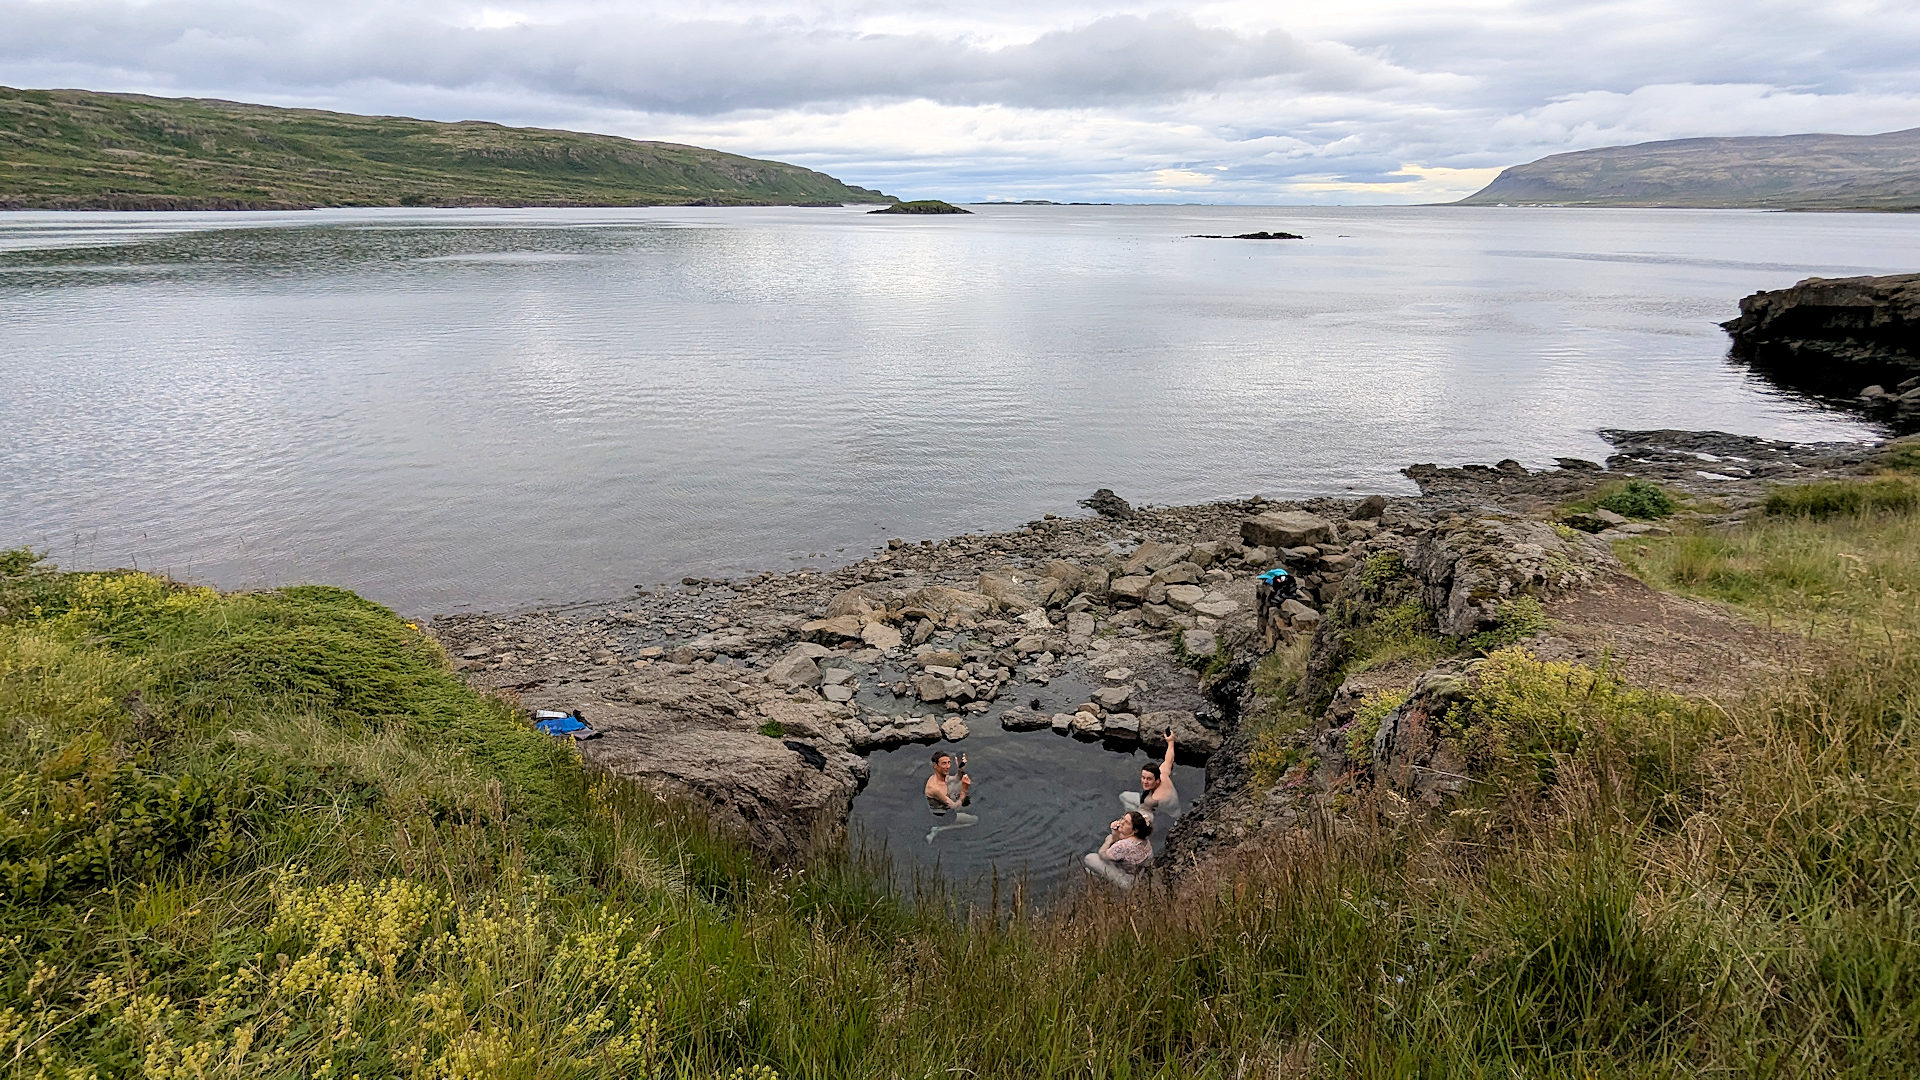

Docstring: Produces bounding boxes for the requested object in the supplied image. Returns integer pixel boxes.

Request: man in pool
[1121,728,1178,821]
[924,750,976,842]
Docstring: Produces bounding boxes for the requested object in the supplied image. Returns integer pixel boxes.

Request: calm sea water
[2,205,1907,613]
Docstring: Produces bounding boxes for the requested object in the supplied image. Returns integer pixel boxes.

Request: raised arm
[1160,728,1176,776]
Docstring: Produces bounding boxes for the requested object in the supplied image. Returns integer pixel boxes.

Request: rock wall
[1723,273,1920,422]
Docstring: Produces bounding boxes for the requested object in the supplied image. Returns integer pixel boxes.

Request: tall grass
[5,483,1920,1079]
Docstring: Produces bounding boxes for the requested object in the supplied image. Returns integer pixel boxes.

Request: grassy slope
[0,86,892,210]
[1456,128,1920,209]
[5,470,1920,1076]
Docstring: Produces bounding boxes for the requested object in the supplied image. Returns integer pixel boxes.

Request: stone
[910,619,935,645]
[1001,708,1051,732]
[1121,540,1190,577]
[1103,667,1135,681]
[1146,583,1169,606]
[1280,598,1321,627]
[1164,584,1206,613]
[942,716,970,741]
[1102,713,1140,741]
[820,667,855,686]
[978,572,1036,613]
[1140,604,1174,629]
[860,621,903,650]
[1188,541,1222,568]
[856,715,943,749]
[1181,628,1218,657]
[1109,575,1153,605]
[821,683,855,703]
[1050,713,1074,733]
[1242,510,1336,549]
[903,586,998,621]
[1152,561,1204,585]
[1091,685,1133,712]
[1080,488,1134,519]
[1012,634,1050,655]
[1139,710,1223,757]
[800,615,866,644]
[1070,711,1104,736]
[917,650,965,668]
[913,673,951,701]
[1066,611,1096,646]
[1190,599,1239,620]
[1351,494,1388,520]
[826,587,877,618]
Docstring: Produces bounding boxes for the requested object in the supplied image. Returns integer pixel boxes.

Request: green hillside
[1458,128,1920,209]
[0,86,893,210]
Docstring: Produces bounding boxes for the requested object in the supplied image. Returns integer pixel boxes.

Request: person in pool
[1083,809,1153,889]
[924,750,976,842]
[1121,728,1178,821]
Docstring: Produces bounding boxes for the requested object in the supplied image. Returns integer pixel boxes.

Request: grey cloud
[0,3,1399,113]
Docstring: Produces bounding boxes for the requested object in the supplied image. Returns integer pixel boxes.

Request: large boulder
[1242,510,1336,549]
[533,671,866,863]
[1414,517,1614,637]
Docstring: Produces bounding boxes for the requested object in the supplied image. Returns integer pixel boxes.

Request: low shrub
[1467,595,1549,653]
[1596,479,1678,520]
[1343,690,1406,769]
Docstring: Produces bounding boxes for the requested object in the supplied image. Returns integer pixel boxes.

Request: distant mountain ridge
[0,87,892,210]
[1457,128,1920,210]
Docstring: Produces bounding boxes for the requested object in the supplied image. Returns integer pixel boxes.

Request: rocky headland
[431,428,1896,872]
[1724,273,1920,426]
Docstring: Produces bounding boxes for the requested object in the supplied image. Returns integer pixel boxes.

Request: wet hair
[1141,762,1162,780]
[931,750,951,767]
[1126,811,1152,839]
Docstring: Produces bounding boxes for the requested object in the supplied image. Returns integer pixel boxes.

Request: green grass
[1763,477,1920,519]
[1622,477,1920,635]
[6,501,1920,1077]
[0,86,893,209]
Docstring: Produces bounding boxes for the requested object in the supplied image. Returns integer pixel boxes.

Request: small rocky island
[869,199,972,214]
[1723,273,1920,425]
[1189,230,1303,240]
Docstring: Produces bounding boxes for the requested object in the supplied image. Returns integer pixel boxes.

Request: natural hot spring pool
[847,721,1207,903]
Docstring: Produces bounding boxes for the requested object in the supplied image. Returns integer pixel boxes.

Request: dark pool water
[847,721,1206,903]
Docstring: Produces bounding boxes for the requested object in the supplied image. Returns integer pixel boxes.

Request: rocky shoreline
[431,428,1893,869]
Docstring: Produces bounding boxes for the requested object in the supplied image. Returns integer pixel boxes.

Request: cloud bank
[3,0,1918,202]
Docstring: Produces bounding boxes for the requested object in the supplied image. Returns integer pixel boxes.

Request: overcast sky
[5,0,1919,203]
